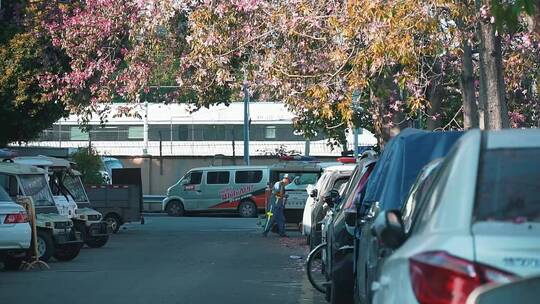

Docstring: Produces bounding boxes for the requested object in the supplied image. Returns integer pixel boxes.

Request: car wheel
[54,243,82,261]
[166,201,184,217]
[329,254,354,304]
[36,230,54,262]
[85,236,109,248]
[105,214,121,233]
[238,200,257,218]
[3,257,24,271]
[330,278,353,304]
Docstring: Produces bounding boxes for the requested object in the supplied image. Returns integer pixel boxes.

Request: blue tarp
[363,128,463,210]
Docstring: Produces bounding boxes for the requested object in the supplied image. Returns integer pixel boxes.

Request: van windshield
[19,174,55,207]
[475,148,540,223]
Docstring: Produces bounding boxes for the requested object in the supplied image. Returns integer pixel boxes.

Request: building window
[70,127,89,140]
[265,126,276,139]
[128,126,144,139]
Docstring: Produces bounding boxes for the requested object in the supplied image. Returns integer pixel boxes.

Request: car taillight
[4,212,29,224]
[409,251,515,304]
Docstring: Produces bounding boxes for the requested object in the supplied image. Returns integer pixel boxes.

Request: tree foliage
[21,0,540,145]
[70,147,105,184]
[0,0,69,146]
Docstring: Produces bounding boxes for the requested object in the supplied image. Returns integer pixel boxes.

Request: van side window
[207,171,230,184]
[235,170,263,184]
[185,171,202,185]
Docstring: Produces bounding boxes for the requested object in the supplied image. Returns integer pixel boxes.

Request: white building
[31,102,377,157]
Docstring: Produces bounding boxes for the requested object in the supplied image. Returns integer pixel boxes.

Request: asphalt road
[0,215,326,304]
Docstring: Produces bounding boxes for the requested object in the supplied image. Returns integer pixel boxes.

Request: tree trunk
[427,83,443,130]
[477,2,510,129]
[459,40,479,129]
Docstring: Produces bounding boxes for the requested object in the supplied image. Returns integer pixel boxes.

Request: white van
[163,166,270,218]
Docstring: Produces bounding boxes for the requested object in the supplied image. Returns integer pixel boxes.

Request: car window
[474,148,540,223]
[207,171,230,185]
[184,171,203,185]
[235,170,263,184]
[0,185,13,202]
[412,147,458,234]
[283,172,319,190]
[333,177,349,191]
[401,162,441,235]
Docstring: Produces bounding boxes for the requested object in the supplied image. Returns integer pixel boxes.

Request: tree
[70,147,105,184]
[0,0,69,146]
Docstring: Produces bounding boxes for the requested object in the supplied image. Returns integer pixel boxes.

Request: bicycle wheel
[306,242,329,293]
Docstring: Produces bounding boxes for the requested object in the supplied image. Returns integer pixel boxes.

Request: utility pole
[143,101,149,155]
[243,74,250,166]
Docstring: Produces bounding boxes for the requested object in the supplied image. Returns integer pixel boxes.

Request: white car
[302,173,329,237]
[372,129,540,304]
[0,186,31,270]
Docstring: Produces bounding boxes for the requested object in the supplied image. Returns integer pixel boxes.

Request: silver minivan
[163,166,270,218]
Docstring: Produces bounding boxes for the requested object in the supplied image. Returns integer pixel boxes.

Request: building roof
[58,102,295,125]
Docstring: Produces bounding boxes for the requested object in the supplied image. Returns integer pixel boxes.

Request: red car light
[4,211,29,224]
[337,157,356,164]
[409,251,515,304]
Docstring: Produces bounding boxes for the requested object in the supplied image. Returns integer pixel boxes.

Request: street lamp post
[243,80,250,166]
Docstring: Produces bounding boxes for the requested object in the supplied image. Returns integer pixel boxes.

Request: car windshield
[63,174,89,203]
[474,148,540,223]
[19,174,55,207]
[0,186,13,202]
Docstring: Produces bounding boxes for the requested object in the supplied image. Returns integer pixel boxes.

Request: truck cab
[0,161,83,262]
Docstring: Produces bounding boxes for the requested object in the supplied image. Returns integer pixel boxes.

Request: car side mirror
[180,179,189,185]
[371,210,405,250]
[310,189,318,198]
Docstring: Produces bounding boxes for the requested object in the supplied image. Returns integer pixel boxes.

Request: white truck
[14,156,110,248]
[0,161,83,262]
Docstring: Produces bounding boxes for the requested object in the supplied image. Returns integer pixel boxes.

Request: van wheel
[239,200,257,218]
[166,201,184,217]
[36,230,54,262]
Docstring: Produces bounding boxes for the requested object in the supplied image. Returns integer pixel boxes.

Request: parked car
[302,174,330,242]
[467,275,540,304]
[0,186,31,270]
[323,152,378,304]
[354,128,463,304]
[309,164,355,250]
[371,128,540,304]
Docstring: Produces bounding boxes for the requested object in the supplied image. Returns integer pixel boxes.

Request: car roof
[323,164,356,173]
[15,155,72,168]
[0,161,47,175]
[485,128,540,149]
[189,165,269,172]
